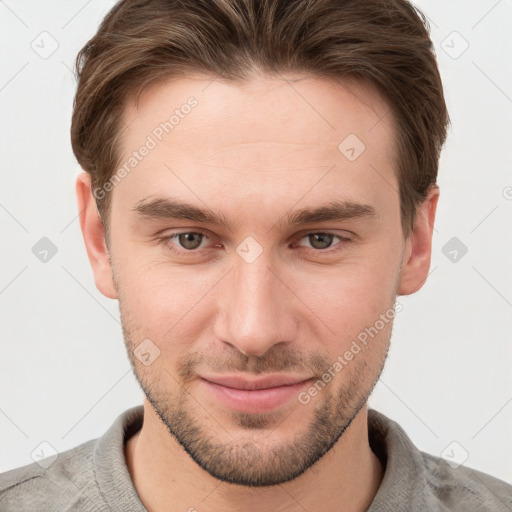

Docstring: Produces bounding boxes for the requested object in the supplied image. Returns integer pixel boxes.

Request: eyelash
[157,230,351,257]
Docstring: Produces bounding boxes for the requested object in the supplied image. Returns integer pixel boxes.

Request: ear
[397,186,439,295]
[76,172,117,299]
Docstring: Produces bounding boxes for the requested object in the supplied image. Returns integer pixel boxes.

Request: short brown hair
[71,0,449,241]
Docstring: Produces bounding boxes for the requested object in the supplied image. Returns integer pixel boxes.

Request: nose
[213,253,298,357]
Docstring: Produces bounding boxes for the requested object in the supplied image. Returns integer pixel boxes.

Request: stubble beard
[120,316,391,487]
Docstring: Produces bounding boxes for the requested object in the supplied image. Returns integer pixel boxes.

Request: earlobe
[397,186,440,295]
[75,172,117,299]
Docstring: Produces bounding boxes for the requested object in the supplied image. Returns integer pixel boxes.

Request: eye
[159,231,211,253]
[175,232,206,250]
[294,232,350,252]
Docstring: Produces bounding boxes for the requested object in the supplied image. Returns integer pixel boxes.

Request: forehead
[114,73,398,222]
[122,73,394,153]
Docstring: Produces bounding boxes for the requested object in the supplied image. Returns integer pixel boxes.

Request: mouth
[199,374,316,414]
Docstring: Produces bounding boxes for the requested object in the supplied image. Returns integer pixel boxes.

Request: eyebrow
[132,195,377,231]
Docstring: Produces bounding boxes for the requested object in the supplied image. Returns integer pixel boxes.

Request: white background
[1,0,511,486]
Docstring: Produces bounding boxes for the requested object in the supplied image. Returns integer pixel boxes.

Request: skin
[76,73,438,512]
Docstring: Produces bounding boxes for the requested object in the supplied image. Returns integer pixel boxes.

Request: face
[82,73,424,486]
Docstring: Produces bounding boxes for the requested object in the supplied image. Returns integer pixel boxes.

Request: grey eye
[177,232,204,250]
[307,233,335,250]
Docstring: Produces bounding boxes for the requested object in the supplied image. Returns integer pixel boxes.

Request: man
[1,0,511,510]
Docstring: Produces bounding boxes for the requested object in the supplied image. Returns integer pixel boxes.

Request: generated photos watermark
[93,96,198,200]
[298,302,403,405]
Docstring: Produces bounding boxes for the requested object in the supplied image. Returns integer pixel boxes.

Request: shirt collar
[93,405,146,511]
[367,408,433,511]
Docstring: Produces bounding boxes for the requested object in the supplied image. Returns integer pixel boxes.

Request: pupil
[179,233,201,249]
[310,233,333,249]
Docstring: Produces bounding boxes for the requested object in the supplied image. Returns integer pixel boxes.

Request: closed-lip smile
[199,374,315,413]
[200,374,313,390]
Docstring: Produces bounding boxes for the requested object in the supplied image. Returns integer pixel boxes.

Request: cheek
[309,270,396,387]
[116,255,222,347]
[303,255,400,336]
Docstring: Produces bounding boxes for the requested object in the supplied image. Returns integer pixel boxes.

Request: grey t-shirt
[1,405,511,511]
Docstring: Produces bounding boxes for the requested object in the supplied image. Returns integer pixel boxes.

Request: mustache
[177,345,331,381]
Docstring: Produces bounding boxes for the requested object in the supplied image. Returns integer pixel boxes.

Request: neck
[125,400,383,512]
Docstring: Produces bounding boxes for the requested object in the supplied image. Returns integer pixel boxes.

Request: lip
[201,374,312,390]
[199,374,315,414]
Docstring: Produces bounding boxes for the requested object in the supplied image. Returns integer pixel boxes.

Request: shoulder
[420,451,512,511]
[367,408,512,511]
[0,438,108,512]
